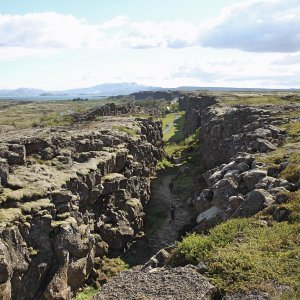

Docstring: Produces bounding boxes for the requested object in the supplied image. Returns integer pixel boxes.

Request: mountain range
[0,82,299,98]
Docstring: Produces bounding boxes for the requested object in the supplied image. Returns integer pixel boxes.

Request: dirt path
[123,172,192,266]
[147,174,191,251]
[163,114,181,136]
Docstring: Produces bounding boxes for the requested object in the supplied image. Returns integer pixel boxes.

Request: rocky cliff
[178,95,299,233]
[0,111,163,299]
[178,95,217,136]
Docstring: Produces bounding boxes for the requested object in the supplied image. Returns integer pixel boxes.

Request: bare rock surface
[93,266,218,300]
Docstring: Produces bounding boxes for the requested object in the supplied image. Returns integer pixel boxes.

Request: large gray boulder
[212,178,239,207]
[242,169,267,191]
[234,189,273,217]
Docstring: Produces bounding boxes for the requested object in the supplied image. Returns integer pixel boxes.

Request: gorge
[0,91,299,300]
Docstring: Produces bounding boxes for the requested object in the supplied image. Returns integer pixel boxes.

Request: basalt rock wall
[198,105,287,170]
[0,116,163,300]
[178,95,217,136]
[179,95,299,233]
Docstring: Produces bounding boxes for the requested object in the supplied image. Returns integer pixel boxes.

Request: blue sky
[0,0,300,90]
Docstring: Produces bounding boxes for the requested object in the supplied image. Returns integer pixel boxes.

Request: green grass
[156,158,175,170]
[0,100,106,129]
[74,286,98,300]
[222,95,300,106]
[169,114,185,142]
[169,219,300,293]
[283,191,300,223]
[282,122,300,142]
[112,125,137,136]
[161,112,185,142]
[164,128,200,157]
[280,164,300,184]
[100,257,128,278]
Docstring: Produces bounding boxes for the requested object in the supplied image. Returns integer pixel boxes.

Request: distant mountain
[62,82,162,96]
[0,83,299,98]
[0,88,45,97]
[0,83,161,97]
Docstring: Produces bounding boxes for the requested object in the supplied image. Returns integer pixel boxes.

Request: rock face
[93,265,218,300]
[0,112,163,299]
[131,91,175,101]
[73,103,138,122]
[178,96,298,233]
[179,95,217,136]
[198,105,286,170]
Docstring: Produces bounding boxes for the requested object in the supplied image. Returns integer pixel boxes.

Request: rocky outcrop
[131,91,175,101]
[178,95,217,136]
[0,115,163,299]
[192,152,297,232]
[73,103,138,122]
[198,105,287,170]
[178,96,299,232]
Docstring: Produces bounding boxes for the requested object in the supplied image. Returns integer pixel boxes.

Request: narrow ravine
[122,112,193,266]
[122,171,192,266]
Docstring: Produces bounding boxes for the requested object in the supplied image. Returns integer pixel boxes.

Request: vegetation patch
[169,218,300,294]
[74,286,98,300]
[282,190,300,223]
[0,208,22,226]
[280,163,300,184]
[156,158,175,170]
[222,95,300,106]
[112,125,137,136]
[100,257,128,278]
[282,122,300,142]
[161,112,185,142]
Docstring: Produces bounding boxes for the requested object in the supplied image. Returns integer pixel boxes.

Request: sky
[0,0,300,90]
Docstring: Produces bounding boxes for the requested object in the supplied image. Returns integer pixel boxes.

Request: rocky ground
[0,104,164,300]
[93,266,218,300]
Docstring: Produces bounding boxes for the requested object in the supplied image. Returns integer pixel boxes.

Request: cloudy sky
[0,0,300,90]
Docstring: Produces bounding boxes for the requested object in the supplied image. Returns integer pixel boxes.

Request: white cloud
[0,12,104,48]
[200,0,300,52]
[0,47,60,60]
[273,54,300,65]
[172,64,221,81]
[1,1,300,55]
[0,12,196,51]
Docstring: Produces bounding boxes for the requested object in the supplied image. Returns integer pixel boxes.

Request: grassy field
[0,100,106,129]
[219,93,300,106]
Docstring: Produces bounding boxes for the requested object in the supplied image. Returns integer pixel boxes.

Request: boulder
[196,206,223,224]
[193,189,213,212]
[0,158,9,186]
[227,195,244,213]
[7,144,26,165]
[212,178,238,207]
[236,162,250,173]
[234,189,273,217]
[251,138,277,152]
[273,207,290,222]
[242,169,267,191]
